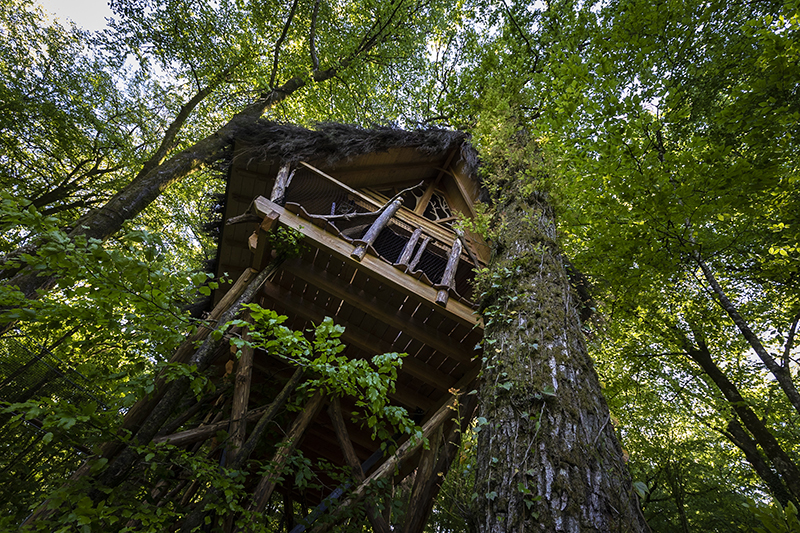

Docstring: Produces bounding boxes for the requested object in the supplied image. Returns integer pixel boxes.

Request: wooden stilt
[351,198,403,261]
[402,425,443,531]
[246,390,327,518]
[401,393,478,533]
[328,398,392,533]
[395,228,422,271]
[106,267,260,458]
[227,312,254,464]
[434,237,462,306]
[178,368,307,533]
[309,394,461,533]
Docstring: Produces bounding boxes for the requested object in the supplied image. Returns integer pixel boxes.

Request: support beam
[309,395,461,533]
[114,268,259,453]
[227,312,254,463]
[328,398,391,533]
[285,258,475,365]
[247,391,327,516]
[402,393,478,533]
[402,425,443,533]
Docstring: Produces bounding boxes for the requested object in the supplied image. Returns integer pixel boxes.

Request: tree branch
[270,0,300,88]
[694,253,800,417]
[783,313,800,370]
[310,0,321,72]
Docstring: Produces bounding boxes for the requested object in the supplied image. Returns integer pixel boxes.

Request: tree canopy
[1,0,799,530]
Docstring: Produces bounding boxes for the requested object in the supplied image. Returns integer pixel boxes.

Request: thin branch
[500,0,534,56]
[270,0,300,89]
[310,0,321,72]
[783,313,800,369]
[693,254,800,418]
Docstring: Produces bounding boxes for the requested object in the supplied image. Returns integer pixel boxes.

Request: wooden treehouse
[160,124,488,531]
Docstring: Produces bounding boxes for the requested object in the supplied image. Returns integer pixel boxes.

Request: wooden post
[402,425,442,531]
[178,368,307,533]
[309,395,460,533]
[351,198,403,261]
[107,267,260,458]
[395,228,422,271]
[227,312,254,464]
[434,237,462,306]
[408,236,430,272]
[270,164,295,206]
[402,393,478,533]
[247,391,327,516]
[328,398,392,533]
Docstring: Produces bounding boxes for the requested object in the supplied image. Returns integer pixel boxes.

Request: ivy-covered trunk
[474,176,648,532]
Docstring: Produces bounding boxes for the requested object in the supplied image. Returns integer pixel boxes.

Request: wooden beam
[109,268,259,454]
[414,145,457,216]
[328,398,391,533]
[402,425,443,533]
[402,393,479,533]
[248,390,327,515]
[309,395,461,533]
[227,311,254,463]
[251,210,280,270]
[252,197,481,329]
[259,276,453,391]
[285,259,475,365]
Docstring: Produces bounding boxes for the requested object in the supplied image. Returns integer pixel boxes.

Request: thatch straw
[233,121,480,179]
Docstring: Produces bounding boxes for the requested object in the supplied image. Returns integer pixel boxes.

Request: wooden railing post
[270,164,295,206]
[435,237,462,306]
[395,228,422,271]
[351,198,403,261]
[408,236,430,272]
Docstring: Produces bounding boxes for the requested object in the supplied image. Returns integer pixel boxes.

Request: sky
[37,0,113,32]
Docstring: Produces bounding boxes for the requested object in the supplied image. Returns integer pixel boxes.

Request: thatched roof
[233,121,480,179]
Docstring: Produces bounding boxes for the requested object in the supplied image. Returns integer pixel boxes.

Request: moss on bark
[473,172,649,532]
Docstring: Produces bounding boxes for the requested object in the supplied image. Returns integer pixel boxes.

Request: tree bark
[474,182,648,532]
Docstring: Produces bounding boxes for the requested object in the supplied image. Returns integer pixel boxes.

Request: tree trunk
[474,183,648,532]
[725,419,794,506]
[684,339,800,503]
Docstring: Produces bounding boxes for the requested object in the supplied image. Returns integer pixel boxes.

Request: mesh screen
[373,227,408,265]
[284,168,371,217]
[0,337,107,521]
[0,337,107,408]
[415,245,448,283]
[283,170,475,299]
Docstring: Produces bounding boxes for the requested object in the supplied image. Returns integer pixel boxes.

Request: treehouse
[162,123,488,531]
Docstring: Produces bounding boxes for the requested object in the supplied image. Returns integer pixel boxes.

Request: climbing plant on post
[472,123,649,531]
